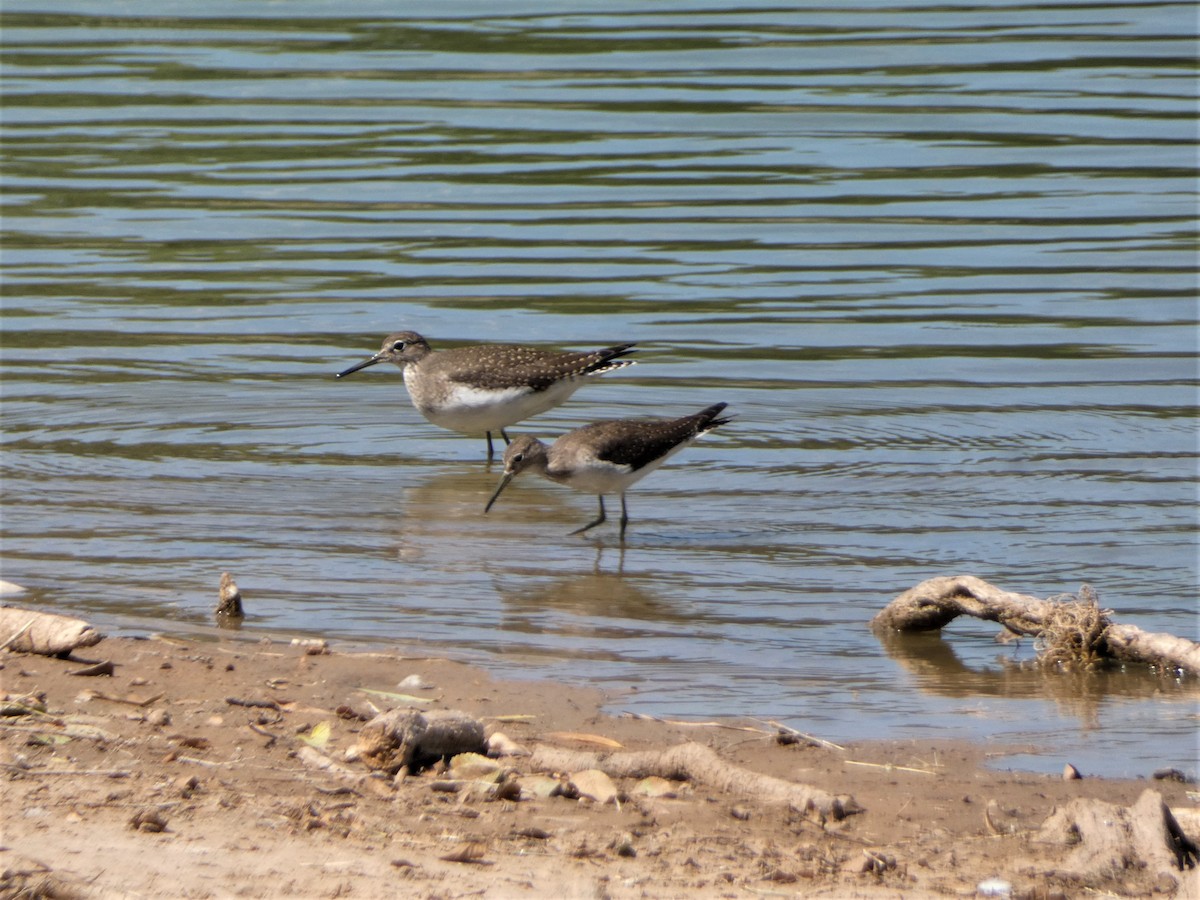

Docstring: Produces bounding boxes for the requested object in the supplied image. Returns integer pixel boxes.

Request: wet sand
[1,629,1196,898]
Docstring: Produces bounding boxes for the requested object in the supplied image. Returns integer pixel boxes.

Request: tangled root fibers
[1035,585,1113,671]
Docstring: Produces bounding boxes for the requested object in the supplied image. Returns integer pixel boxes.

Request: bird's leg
[500,428,511,445]
[485,431,496,460]
[569,496,607,535]
[618,494,629,542]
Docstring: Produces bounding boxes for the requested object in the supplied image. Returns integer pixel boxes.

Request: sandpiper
[336,331,637,458]
[484,402,732,541]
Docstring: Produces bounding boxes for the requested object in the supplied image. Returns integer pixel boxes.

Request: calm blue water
[2,1,1196,778]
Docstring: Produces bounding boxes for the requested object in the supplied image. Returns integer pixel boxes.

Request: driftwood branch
[0,607,104,657]
[530,740,861,821]
[872,576,1200,677]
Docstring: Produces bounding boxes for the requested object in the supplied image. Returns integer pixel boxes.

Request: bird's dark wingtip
[700,402,734,430]
[606,342,638,359]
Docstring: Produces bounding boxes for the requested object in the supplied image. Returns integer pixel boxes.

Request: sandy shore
[1,628,1196,899]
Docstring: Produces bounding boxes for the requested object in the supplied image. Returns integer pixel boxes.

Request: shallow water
[2,1,1196,777]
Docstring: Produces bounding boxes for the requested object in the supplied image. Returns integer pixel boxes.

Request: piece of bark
[1037,789,1199,888]
[0,606,104,657]
[872,576,1200,676]
[354,708,486,774]
[529,740,860,821]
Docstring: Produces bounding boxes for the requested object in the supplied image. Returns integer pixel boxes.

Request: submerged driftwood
[872,576,1200,677]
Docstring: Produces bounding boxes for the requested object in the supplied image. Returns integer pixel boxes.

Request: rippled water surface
[3,1,1197,777]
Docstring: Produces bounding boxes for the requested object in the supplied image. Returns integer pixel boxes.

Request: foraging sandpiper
[337,331,637,458]
[484,402,732,541]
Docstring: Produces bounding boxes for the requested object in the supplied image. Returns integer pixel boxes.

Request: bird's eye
[512,453,524,463]
[391,341,406,352]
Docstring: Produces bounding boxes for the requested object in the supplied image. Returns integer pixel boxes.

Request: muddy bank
[2,630,1197,898]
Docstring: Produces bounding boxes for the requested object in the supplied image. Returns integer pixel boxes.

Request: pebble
[515,774,562,799]
[610,832,637,857]
[129,808,169,833]
[449,752,503,782]
[569,769,618,805]
[631,776,678,798]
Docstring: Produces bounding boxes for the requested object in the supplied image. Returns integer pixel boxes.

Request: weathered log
[354,708,486,774]
[872,576,1200,677]
[417,709,487,760]
[0,606,104,657]
[529,740,861,821]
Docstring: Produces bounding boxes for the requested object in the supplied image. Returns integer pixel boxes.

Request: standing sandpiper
[336,331,637,458]
[484,402,732,541]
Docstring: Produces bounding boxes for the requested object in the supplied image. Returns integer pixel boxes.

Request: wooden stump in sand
[1037,789,1199,892]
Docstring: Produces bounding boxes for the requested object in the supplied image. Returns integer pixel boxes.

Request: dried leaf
[300,721,331,749]
[546,731,622,749]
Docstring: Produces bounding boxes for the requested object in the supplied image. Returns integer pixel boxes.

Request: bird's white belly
[407,373,583,434]
[551,458,637,495]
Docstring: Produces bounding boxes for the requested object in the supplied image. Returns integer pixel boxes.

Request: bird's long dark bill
[336,355,383,378]
[484,472,515,514]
